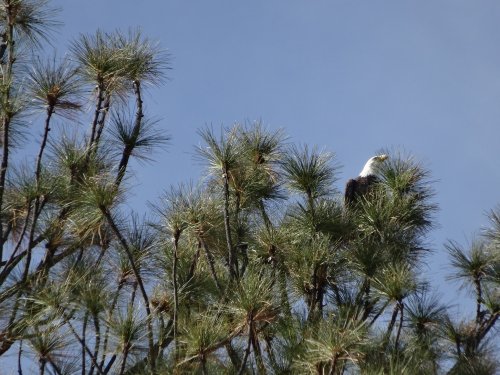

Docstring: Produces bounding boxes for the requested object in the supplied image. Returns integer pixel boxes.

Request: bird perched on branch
[344,154,388,205]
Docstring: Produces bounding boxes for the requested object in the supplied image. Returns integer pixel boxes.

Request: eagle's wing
[344,178,357,205]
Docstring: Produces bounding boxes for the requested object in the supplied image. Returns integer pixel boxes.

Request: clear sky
[47,0,500,317]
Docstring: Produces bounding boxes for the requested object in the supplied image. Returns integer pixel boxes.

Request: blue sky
[47,1,500,309]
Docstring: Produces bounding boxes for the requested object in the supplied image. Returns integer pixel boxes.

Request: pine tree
[0,1,498,374]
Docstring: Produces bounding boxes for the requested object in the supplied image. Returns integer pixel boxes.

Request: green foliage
[296,313,367,374]
[0,0,61,46]
[108,111,170,163]
[196,126,242,178]
[70,29,128,93]
[447,240,493,280]
[27,56,82,114]
[281,144,336,200]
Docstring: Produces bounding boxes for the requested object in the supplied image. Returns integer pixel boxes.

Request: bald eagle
[345,154,388,205]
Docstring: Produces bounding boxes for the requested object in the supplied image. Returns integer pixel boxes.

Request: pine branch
[0,7,16,260]
[89,314,101,375]
[99,280,124,370]
[237,325,252,375]
[395,300,404,349]
[101,207,156,371]
[65,318,105,375]
[88,83,105,149]
[93,94,111,150]
[223,172,238,279]
[115,80,143,186]
[199,237,222,292]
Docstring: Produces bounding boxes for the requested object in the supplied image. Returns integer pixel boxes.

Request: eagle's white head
[359,154,388,177]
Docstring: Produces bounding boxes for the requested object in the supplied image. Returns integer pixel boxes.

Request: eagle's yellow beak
[378,154,389,161]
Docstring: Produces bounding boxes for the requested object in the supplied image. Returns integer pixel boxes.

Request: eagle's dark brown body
[344,154,388,206]
[344,175,378,205]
